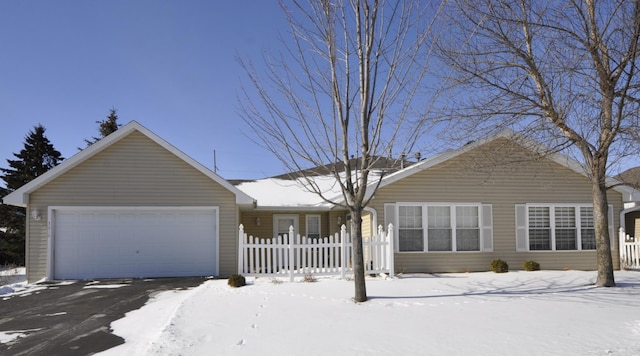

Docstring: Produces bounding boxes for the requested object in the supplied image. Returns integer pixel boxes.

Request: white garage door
[52,207,218,279]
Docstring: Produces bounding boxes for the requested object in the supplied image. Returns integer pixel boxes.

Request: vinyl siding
[624,211,640,237]
[372,137,623,273]
[239,210,348,239]
[330,211,348,235]
[27,131,238,281]
[361,211,372,238]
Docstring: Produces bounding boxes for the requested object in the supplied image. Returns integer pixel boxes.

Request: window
[519,204,598,251]
[428,206,451,251]
[395,203,490,252]
[555,207,576,250]
[399,206,423,251]
[580,207,595,250]
[273,214,299,238]
[528,207,550,250]
[456,206,480,251]
[306,215,321,239]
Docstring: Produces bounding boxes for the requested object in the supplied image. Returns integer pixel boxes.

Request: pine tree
[2,125,63,190]
[0,187,25,265]
[0,125,63,265]
[83,108,121,148]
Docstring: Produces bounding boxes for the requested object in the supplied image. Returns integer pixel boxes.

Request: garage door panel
[53,208,218,279]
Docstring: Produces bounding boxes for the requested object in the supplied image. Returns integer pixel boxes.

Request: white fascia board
[357,128,633,202]
[252,205,333,212]
[132,123,256,205]
[541,145,637,200]
[608,181,640,202]
[2,120,256,207]
[2,122,140,207]
[355,139,489,203]
[2,192,29,207]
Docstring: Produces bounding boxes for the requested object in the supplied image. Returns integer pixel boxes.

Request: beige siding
[27,131,238,281]
[625,212,640,238]
[361,211,372,238]
[330,211,348,235]
[239,210,348,239]
[371,138,624,273]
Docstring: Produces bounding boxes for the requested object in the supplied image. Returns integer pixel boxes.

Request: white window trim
[305,214,321,239]
[521,203,609,252]
[393,202,490,253]
[273,214,299,238]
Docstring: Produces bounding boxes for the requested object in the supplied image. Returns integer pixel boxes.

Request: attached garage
[50,207,218,280]
[2,121,255,282]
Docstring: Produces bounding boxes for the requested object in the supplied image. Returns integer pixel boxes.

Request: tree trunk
[592,175,615,287]
[350,208,367,302]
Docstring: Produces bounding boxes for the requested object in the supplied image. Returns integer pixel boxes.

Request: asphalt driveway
[0,277,207,356]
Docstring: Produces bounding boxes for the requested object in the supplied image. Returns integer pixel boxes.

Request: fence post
[340,224,347,280]
[619,227,625,269]
[289,225,295,282]
[387,223,394,276]
[238,224,244,275]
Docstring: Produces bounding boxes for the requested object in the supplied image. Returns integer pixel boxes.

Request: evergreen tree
[0,187,25,265]
[83,108,121,148]
[2,125,63,190]
[0,125,63,265]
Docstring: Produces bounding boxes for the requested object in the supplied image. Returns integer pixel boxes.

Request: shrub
[228,274,246,288]
[302,274,317,283]
[490,259,509,273]
[522,260,540,271]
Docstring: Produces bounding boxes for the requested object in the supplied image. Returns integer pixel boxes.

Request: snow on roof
[236,130,640,208]
[236,176,344,208]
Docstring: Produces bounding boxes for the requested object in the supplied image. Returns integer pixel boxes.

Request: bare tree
[239,0,441,301]
[439,0,640,286]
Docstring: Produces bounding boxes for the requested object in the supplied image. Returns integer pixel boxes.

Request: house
[368,133,637,273]
[4,121,637,282]
[237,131,637,273]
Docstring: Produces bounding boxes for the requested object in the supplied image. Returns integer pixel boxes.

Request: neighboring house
[4,121,638,282]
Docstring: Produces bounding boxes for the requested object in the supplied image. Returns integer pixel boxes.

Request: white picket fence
[238,224,394,282]
[619,228,640,270]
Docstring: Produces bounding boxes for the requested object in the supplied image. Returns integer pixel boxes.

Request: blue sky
[0,1,291,182]
[2,2,638,190]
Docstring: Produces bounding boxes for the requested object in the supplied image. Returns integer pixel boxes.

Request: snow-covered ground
[2,268,638,355]
[0,267,28,296]
[95,270,640,356]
